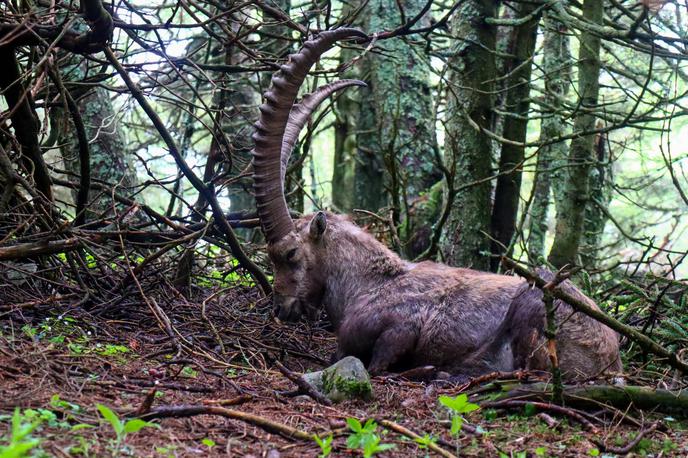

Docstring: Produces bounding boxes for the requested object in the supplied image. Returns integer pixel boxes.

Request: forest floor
[1,284,687,458]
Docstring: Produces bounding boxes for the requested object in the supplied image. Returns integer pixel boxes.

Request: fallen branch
[378,418,458,458]
[458,370,538,390]
[0,238,81,260]
[203,394,253,406]
[93,379,213,393]
[140,405,311,440]
[501,258,688,374]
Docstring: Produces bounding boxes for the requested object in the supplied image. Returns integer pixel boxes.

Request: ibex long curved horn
[252,28,368,243]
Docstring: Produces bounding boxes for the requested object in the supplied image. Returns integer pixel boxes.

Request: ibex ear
[309,211,327,240]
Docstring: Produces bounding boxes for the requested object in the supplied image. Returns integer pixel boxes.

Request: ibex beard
[252,29,622,381]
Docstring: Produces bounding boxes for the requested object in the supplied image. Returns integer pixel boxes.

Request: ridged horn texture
[252,28,368,244]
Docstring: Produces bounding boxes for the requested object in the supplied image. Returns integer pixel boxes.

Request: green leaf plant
[96,404,156,456]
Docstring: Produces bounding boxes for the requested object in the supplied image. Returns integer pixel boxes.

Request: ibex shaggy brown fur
[252,29,621,380]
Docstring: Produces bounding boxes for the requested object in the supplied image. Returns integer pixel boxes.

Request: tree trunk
[548,0,603,269]
[0,48,53,202]
[489,1,540,271]
[441,0,499,270]
[332,46,359,213]
[527,14,572,264]
[55,51,137,216]
[337,0,439,224]
[352,88,386,212]
[224,16,260,221]
[581,130,612,266]
[364,0,440,257]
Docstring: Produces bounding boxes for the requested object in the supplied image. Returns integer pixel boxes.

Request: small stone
[302,356,373,403]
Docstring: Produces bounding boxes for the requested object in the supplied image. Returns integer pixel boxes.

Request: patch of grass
[96,345,129,358]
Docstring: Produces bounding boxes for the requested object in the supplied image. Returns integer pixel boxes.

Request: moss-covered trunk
[352,83,386,212]
[332,45,359,213]
[580,131,612,266]
[548,0,603,269]
[440,0,498,270]
[527,14,572,264]
[224,16,259,219]
[366,0,440,257]
[333,0,438,247]
[55,57,136,216]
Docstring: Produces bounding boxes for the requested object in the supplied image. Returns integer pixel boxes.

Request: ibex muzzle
[251,29,622,380]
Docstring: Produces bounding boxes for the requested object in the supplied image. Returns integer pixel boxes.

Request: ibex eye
[286,248,297,261]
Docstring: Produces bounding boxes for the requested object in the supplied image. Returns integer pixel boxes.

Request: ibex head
[252,29,367,321]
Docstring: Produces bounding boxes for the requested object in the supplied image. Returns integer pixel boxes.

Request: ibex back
[252,29,621,380]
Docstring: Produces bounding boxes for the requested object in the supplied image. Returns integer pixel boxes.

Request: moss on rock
[302,356,373,403]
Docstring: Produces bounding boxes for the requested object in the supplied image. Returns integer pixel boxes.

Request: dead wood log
[492,382,688,417]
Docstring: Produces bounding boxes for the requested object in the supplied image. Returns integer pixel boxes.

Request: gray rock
[302,356,373,403]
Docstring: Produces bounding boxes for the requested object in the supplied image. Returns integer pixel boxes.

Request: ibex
[252,29,621,380]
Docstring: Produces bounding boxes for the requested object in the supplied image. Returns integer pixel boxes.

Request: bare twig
[273,360,333,406]
[482,399,599,432]
[594,422,660,454]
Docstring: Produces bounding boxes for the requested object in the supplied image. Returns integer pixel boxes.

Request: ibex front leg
[367,323,418,375]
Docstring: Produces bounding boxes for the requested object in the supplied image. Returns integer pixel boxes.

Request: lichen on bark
[334,0,439,257]
[440,0,498,270]
[548,0,604,269]
[54,22,136,215]
[527,13,572,264]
